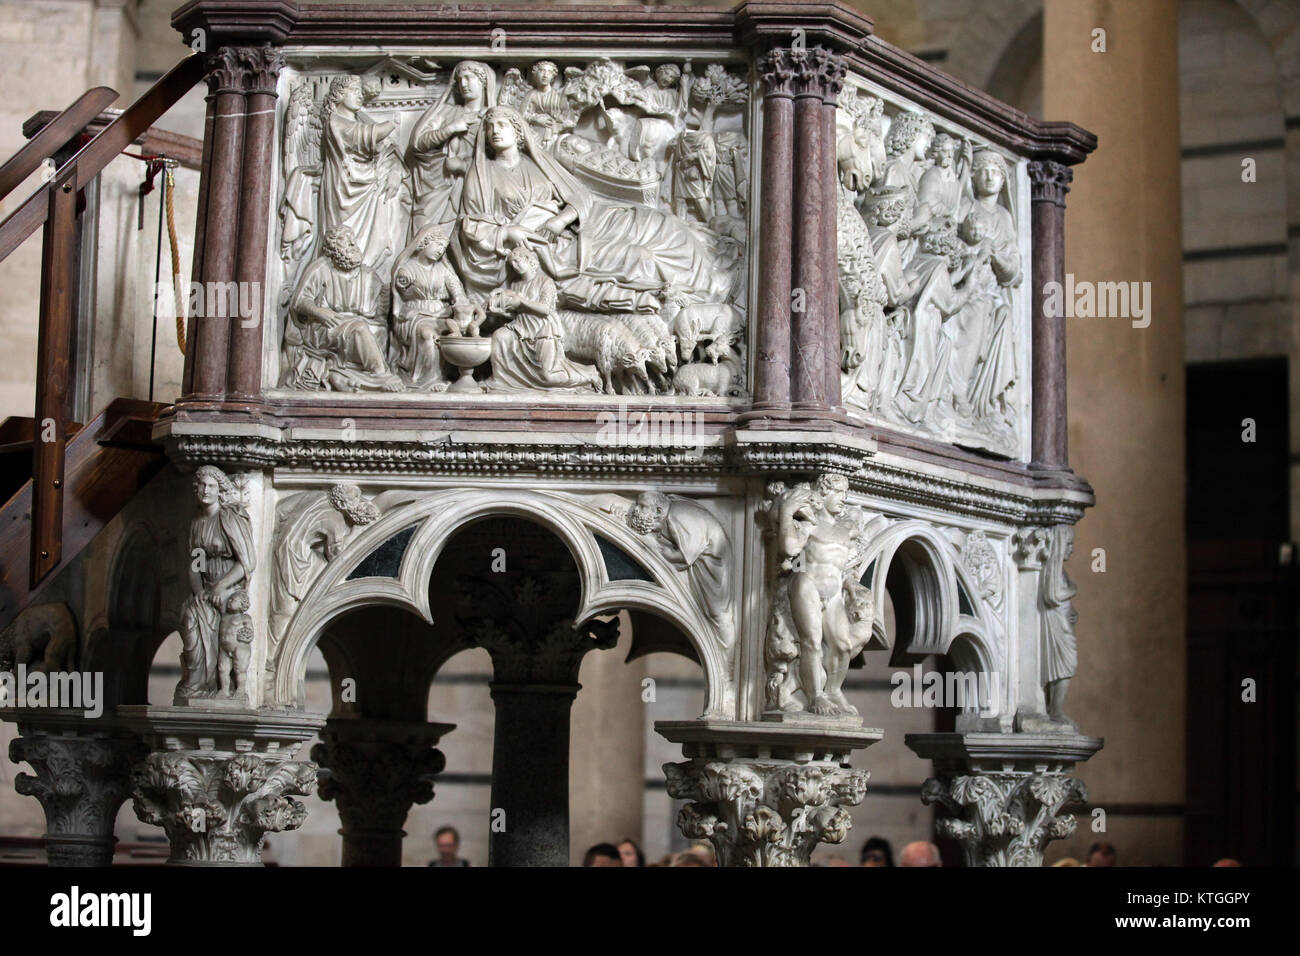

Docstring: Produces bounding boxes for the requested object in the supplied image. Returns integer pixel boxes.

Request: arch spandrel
[270,486,736,717]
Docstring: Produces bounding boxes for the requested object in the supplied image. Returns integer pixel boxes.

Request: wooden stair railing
[0,53,206,590]
[0,399,168,631]
[0,87,118,202]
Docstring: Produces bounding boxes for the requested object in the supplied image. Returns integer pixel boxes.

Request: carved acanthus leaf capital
[312,736,445,832]
[758,48,798,99]
[10,733,143,843]
[1028,160,1073,207]
[235,44,287,95]
[665,758,869,867]
[790,46,846,102]
[131,750,317,865]
[207,44,285,96]
[922,771,1086,867]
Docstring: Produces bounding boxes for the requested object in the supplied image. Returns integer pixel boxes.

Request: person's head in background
[1086,841,1117,867]
[583,843,624,867]
[860,836,895,867]
[899,841,942,867]
[435,826,460,864]
[618,838,645,868]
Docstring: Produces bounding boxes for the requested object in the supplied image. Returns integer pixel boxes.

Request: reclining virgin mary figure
[452,105,732,315]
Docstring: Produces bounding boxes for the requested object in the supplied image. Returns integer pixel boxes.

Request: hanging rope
[163,165,186,355]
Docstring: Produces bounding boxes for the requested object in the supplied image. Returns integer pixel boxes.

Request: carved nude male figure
[776,474,864,716]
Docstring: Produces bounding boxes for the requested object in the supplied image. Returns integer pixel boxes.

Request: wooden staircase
[0,54,205,628]
[0,399,167,629]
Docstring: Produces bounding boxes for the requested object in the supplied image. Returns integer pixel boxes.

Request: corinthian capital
[206,44,285,96]
[664,757,869,866]
[131,750,317,865]
[235,44,286,95]
[312,728,447,835]
[1028,159,1073,207]
[791,46,847,102]
[758,48,798,98]
[10,730,144,866]
[922,771,1086,867]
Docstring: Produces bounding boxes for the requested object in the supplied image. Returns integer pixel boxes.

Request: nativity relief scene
[276,57,751,398]
[835,88,1026,458]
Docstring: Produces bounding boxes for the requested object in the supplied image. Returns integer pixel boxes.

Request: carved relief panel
[835,81,1031,459]
[270,54,752,400]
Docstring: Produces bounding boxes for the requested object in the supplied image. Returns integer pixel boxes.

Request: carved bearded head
[628,492,670,535]
[323,227,363,271]
[328,482,380,527]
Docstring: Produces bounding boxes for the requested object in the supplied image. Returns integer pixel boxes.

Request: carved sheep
[660,291,745,364]
[559,312,653,394]
[609,313,676,392]
[673,348,745,397]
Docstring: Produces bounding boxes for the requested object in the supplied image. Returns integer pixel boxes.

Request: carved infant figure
[217,589,254,699]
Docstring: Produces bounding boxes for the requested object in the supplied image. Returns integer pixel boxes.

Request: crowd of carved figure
[276,58,751,397]
[836,90,1024,456]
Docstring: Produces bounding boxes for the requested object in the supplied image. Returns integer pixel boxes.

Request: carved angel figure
[320,75,409,272]
[280,80,323,263]
[270,482,381,641]
[501,61,577,148]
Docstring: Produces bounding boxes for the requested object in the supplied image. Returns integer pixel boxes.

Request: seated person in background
[899,841,942,867]
[427,825,470,867]
[1086,841,1117,867]
[860,836,895,867]
[582,843,623,867]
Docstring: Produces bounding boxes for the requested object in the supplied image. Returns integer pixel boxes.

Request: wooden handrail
[4,51,209,587]
[0,53,206,265]
[30,162,78,585]
[0,87,118,202]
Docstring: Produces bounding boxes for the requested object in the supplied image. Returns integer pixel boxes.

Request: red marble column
[1028,159,1073,470]
[227,45,285,402]
[821,61,846,411]
[789,50,828,415]
[182,94,216,397]
[189,48,246,400]
[748,49,796,418]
